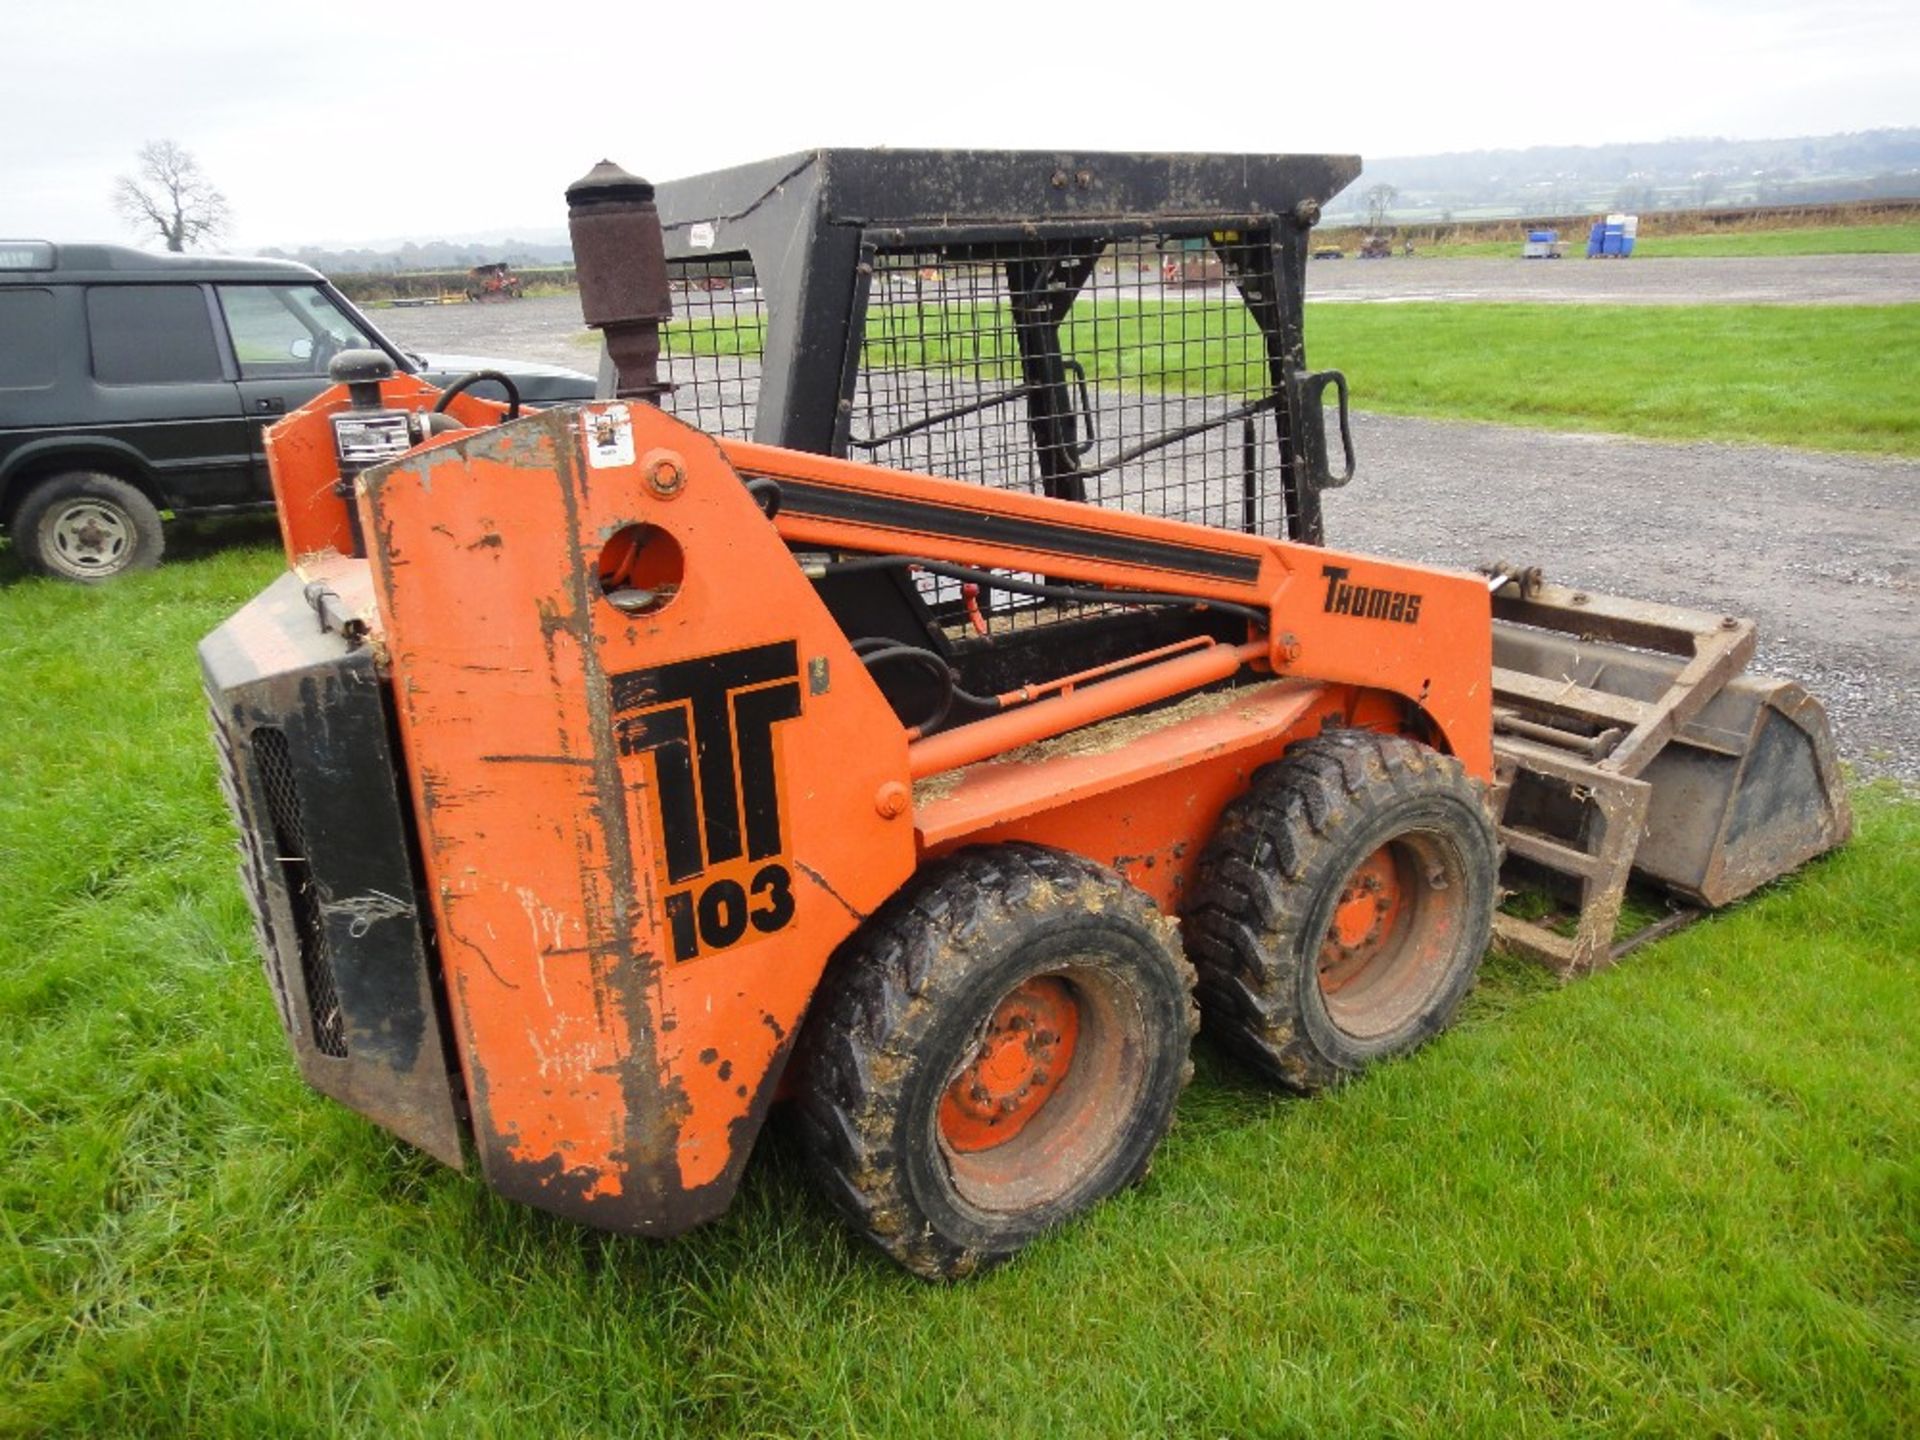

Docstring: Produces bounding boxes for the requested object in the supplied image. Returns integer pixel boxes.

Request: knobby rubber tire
[1186,730,1497,1093]
[793,844,1197,1280]
[14,471,164,582]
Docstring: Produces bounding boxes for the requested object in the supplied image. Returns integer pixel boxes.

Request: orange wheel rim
[1315,831,1468,1040]
[938,976,1081,1153]
[1319,845,1406,992]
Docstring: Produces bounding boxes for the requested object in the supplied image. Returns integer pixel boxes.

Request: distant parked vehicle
[464,262,524,301]
[0,242,595,580]
[1522,229,1565,259]
[1312,243,1345,260]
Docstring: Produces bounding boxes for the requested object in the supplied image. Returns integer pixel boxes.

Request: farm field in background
[1303,302,1920,454]
[1413,220,1920,259]
[1321,200,1920,255]
[656,300,1920,457]
[329,210,1920,304]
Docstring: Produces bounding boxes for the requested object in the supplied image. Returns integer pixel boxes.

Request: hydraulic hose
[822,554,1267,628]
[851,637,1001,734]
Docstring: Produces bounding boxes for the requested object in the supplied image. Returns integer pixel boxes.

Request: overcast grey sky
[2,0,1914,249]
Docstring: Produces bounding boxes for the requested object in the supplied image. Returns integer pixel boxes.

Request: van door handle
[253,396,286,415]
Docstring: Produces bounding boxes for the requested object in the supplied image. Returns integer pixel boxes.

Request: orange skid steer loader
[202,154,1848,1278]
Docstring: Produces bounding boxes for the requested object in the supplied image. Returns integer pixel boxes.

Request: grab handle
[1293,368,1355,489]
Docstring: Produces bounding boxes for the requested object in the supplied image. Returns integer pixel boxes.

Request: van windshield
[217,284,379,379]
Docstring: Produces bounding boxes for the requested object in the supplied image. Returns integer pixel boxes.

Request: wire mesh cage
[647,151,1357,650]
[851,236,1289,534]
[661,235,1301,540]
[660,257,763,440]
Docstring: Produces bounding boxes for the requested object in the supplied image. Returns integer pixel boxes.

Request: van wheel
[794,845,1197,1280]
[14,472,165,582]
[1187,731,1497,1093]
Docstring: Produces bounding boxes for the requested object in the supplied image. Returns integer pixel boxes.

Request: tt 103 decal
[611,640,803,962]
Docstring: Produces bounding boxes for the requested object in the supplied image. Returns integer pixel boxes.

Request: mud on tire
[793,844,1197,1280]
[1186,730,1497,1093]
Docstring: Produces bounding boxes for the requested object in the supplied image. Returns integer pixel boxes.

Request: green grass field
[1306,303,1920,456]
[2,527,1916,1437]
[1414,222,1920,260]
[6,283,1918,1434]
[657,300,1920,457]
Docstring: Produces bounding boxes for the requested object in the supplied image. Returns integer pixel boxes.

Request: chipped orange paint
[358,404,915,1229]
[266,374,518,563]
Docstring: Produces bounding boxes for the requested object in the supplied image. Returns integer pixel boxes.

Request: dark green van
[0,242,595,580]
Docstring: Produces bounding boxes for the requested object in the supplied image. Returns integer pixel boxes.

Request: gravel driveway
[382,295,597,370]
[1325,417,1918,783]
[1308,253,1920,306]
[376,292,1917,782]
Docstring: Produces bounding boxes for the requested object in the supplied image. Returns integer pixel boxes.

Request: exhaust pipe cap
[567,160,655,207]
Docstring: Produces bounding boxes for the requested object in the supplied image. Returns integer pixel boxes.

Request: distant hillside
[257,237,574,275]
[1324,129,1920,222]
[255,129,1920,265]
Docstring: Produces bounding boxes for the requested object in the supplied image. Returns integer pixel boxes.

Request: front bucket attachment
[1484,570,1852,975]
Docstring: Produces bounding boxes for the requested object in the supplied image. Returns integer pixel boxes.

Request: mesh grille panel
[853,235,1290,625]
[660,257,763,439]
[657,235,1293,633]
[252,727,348,1059]
[208,699,292,1032]
[853,235,1292,534]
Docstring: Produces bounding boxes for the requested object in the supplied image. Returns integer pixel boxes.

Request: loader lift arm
[717,433,1495,781]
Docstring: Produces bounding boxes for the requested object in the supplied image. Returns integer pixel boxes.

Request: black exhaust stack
[566,160,673,403]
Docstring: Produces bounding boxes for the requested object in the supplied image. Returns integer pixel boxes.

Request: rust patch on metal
[543,412,697,1225]
[793,858,869,924]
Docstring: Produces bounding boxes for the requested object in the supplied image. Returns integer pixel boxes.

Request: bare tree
[113,140,230,252]
[1363,183,1399,232]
